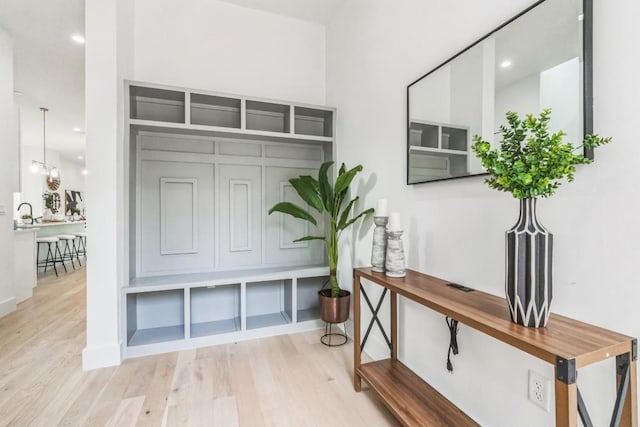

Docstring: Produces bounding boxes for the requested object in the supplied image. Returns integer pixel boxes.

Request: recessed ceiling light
[73,127,82,132]
[578,14,584,21]
[71,34,85,44]
[81,168,89,176]
[500,60,512,68]
[77,155,84,160]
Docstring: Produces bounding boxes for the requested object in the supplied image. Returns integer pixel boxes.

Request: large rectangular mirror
[407,0,592,185]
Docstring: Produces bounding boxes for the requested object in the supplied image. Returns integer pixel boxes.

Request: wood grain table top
[355,268,634,368]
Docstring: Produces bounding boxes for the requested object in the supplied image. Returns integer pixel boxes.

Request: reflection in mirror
[407,0,588,184]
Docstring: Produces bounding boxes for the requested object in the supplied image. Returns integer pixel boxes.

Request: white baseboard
[0,297,17,318]
[82,342,122,370]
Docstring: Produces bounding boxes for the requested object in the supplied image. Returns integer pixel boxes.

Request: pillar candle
[376,199,388,217]
[388,212,401,231]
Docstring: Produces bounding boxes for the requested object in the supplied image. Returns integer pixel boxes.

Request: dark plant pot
[318,289,351,323]
[506,198,553,328]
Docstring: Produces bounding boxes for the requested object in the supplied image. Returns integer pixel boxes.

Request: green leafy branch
[471,109,611,199]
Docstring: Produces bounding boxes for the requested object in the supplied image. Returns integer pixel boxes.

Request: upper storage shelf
[128,82,335,143]
[130,86,186,123]
[191,94,241,128]
[294,107,333,138]
[246,100,290,133]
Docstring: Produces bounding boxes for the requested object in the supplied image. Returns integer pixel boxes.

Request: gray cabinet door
[217,164,262,268]
[140,160,215,275]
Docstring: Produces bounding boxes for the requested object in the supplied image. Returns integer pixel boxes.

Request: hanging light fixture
[30,107,59,178]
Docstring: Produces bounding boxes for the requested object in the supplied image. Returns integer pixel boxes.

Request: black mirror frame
[406,0,593,186]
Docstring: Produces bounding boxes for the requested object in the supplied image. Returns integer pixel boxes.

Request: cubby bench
[123,265,329,358]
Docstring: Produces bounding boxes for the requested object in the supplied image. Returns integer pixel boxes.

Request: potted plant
[268,161,373,325]
[472,109,611,327]
[42,191,55,220]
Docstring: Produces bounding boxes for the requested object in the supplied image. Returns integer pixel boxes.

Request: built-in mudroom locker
[123,82,335,358]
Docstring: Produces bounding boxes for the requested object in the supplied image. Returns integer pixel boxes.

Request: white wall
[327,0,640,425]
[84,0,327,369]
[83,0,134,370]
[409,64,450,123]
[540,56,581,144]
[0,25,19,317]
[133,0,326,105]
[495,72,540,131]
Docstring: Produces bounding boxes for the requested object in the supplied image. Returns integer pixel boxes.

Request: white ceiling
[218,0,346,25]
[0,0,85,161]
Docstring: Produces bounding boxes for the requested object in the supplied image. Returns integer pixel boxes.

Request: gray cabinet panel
[218,164,262,268]
[140,161,214,274]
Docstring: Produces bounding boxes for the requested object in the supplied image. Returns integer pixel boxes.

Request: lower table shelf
[357,359,478,427]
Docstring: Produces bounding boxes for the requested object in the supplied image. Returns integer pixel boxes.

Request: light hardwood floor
[0,267,398,426]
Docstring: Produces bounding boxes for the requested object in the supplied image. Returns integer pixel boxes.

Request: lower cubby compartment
[246,279,293,330]
[297,276,328,322]
[127,289,185,346]
[190,284,241,338]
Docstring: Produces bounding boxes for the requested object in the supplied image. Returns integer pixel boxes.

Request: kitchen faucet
[17,202,33,224]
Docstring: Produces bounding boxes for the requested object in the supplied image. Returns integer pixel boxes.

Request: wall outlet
[528,370,551,412]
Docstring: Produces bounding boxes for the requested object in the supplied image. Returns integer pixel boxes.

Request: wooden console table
[353,267,637,427]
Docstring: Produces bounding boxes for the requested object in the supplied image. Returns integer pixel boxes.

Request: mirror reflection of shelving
[409,120,468,153]
[408,120,470,183]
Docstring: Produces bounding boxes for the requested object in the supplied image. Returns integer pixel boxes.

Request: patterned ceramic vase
[505,198,553,328]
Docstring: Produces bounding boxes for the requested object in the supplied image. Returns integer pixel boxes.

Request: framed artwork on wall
[65,189,85,216]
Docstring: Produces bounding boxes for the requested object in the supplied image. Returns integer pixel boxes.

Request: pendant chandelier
[29,107,59,178]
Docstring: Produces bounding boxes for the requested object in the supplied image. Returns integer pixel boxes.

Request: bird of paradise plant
[268,161,373,298]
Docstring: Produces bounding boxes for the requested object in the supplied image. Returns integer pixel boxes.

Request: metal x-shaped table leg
[360,286,391,353]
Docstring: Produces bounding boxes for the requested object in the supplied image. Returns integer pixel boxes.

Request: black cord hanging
[446,317,459,373]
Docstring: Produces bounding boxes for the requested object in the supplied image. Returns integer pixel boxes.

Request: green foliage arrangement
[471,109,611,199]
[42,191,54,209]
[268,161,374,297]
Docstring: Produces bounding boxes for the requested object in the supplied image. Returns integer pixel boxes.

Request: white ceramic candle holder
[371,216,388,272]
[385,229,406,278]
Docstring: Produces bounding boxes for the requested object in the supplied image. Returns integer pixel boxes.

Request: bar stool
[36,236,62,277]
[57,235,81,270]
[75,231,87,258]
